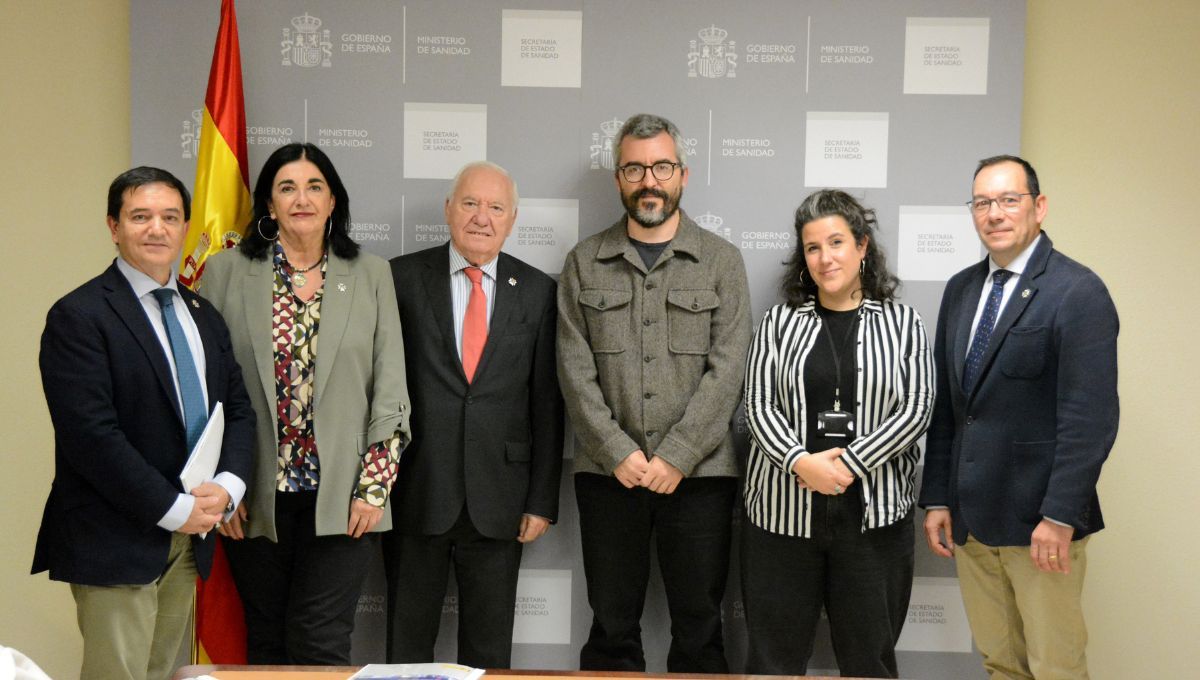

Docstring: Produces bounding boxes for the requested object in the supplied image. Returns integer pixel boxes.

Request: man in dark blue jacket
[920,155,1118,680]
[33,167,254,680]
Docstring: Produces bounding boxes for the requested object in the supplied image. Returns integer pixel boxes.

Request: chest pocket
[667,288,719,354]
[579,289,632,354]
[998,326,1049,379]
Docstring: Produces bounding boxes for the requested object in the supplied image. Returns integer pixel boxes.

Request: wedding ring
[834,485,844,494]
[1048,554,1058,561]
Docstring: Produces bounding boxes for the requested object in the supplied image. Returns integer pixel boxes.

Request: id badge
[817,410,856,440]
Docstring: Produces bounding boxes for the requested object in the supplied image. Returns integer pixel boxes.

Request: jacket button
[643,319,652,326]
[966,416,973,425]
[647,430,658,437]
[646,282,656,290]
[644,356,652,363]
[466,396,474,405]
[599,300,606,309]
[644,392,653,399]
[691,302,699,310]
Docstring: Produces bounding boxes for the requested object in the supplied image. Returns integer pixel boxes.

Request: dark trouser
[574,472,735,673]
[382,506,523,669]
[740,492,914,678]
[224,490,375,665]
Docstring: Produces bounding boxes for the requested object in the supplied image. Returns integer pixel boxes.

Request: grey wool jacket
[556,211,752,478]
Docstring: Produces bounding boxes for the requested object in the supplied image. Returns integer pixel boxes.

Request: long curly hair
[781,189,899,306]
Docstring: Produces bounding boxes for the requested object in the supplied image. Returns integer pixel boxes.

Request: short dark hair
[613,113,687,169]
[782,189,900,306]
[974,154,1040,197]
[239,143,359,261]
[107,167,191,221]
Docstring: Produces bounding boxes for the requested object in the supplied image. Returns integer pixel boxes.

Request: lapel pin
[508,277,517,286]
[190,299,200,308]
[337,282,347,292]
[1021,288,1031,298]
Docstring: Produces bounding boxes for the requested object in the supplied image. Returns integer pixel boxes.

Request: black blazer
[32,262,255,585]
[390,244,563,540]
[919,234,1119,546]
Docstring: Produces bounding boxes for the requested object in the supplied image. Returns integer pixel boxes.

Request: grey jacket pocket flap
[667,288,720,313]
[579,288,633,311]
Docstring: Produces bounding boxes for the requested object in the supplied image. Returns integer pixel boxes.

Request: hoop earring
[256,216,278,241]
[326,216,333,239]
[860,260,866,275]
[799,268,811,286]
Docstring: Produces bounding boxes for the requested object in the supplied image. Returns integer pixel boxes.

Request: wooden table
[174,666,874,680]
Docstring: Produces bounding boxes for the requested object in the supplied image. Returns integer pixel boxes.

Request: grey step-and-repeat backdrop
[132,2,1024,677]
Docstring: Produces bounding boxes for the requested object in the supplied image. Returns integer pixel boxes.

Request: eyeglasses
[618,161,681,183]
[966,193,1034,214]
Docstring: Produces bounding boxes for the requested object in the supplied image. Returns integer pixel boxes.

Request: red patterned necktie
[462,266,488,382]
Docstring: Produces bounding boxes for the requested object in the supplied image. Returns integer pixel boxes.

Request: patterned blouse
[272,245,401,507]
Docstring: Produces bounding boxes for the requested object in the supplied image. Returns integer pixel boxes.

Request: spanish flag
[187,0,250,664]
[179,0,252,290]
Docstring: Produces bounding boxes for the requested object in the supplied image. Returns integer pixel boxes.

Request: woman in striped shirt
[741,190,935,678]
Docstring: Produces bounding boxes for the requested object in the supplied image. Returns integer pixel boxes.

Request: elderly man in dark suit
[384,161,563,668]
[920,155,1119,680]
[32,167,254,680]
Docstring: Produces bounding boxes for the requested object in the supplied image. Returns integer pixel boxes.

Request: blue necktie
[152,288,208,451]
[963,269,1012,392]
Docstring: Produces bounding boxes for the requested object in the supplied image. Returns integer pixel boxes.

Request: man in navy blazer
[920,156,1118,679]
[384,161,563,668]
[32,167,254,680]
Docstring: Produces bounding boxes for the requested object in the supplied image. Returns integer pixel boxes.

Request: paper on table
[350,663,484,680]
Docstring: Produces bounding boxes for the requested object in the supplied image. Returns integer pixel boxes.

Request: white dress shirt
[116,257,244,531]
[448,245,498,360]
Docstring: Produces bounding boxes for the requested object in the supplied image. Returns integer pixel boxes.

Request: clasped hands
[791,447,855,496]
[181,481,230,535]
[614,449,683,494]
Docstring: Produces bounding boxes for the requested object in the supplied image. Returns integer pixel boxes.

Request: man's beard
[622,186,682,228]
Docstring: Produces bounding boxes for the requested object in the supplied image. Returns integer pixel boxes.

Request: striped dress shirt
[448,245,498,361]
[743,298,935,537]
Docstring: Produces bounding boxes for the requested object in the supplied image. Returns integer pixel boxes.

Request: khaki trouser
[956,534,1090,680]
[71,533,196,680]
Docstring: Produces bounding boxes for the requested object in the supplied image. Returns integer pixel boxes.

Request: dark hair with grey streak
[239,142,359,261]
[781,189,900,306]
[107,166,192,222]
[974,154,1040,197]
[613,113,687,169]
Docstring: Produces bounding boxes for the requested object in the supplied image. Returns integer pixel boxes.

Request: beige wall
[1,1,1195,678]
[2,2,131,679]
[1022,2,1200,679]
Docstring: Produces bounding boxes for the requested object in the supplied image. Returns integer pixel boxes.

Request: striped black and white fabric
[743,298,935,537]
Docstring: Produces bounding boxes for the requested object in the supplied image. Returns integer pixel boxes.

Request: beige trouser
[956,534,1090,680]
[71,533,196,680]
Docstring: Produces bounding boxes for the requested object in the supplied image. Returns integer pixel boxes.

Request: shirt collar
[448,244,499,280]
[797,297,882,317]
[272,242,328,273]
[116,256,179,301]
[988,232,1042,278]
[597,209,703,261]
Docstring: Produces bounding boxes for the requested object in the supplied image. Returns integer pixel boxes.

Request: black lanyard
[820,307,860,412]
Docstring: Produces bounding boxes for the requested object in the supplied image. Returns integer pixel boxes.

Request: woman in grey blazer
[742,190,934,678]
[200,143,410,665]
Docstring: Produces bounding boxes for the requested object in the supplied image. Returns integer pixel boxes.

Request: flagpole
[186,0,252,663]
